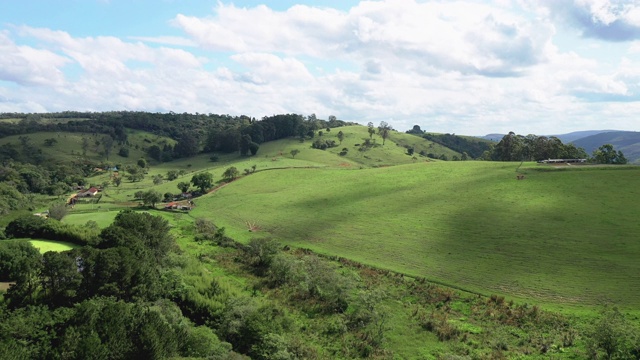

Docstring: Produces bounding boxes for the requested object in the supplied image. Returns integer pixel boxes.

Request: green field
[4,239,80,253]
[191,161,640,309]
[62,211,120,228]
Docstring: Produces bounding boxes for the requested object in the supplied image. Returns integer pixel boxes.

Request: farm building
[538,158,587,164]
[77,187,99,197]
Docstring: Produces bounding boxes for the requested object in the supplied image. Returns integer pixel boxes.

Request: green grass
[190,161,640,309]
[62,211,120,228]
[4,239,80,253]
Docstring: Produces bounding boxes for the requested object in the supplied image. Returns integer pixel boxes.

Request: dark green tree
[191,172,214,193]
[290,149,300,158]
[593,144,627,164]
[152,174,163,185]
[166,170,179,181]
[142,190,162,208]
[240,134,252,156]
[223,167,240,182]
[367,122,375,139]
[48,203,68,221]
[378,121,391,146]
[337,130,344,144]
[177,181,190,193]
[249,142,259,155]
[174,133,200,158]
[102,135,115,161]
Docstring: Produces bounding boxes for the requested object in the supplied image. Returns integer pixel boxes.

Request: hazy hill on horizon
[478,129,640,163]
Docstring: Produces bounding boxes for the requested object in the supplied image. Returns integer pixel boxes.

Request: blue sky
[2,0,640,135]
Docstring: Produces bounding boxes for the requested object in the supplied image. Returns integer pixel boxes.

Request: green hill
[572,131,640,164]
[190,161,640,309]
[0,129,175,164]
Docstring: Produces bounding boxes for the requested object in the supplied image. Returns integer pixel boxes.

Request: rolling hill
[189,156,640,309]
[571,131,640,164]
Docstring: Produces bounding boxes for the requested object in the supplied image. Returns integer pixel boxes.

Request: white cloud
[2,1,640,134]
[535,0,640,41]
[0,31,70,86]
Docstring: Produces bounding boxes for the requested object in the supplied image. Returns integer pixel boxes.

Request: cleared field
[3,239,80,253]
[191,161,640,308]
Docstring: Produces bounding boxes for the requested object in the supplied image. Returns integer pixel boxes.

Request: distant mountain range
[480,130,640,164]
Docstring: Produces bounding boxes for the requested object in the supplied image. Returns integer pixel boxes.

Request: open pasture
[3,239,79,253]
[29,240,79,253]
[191,161,640,308]
[62,210,120,228]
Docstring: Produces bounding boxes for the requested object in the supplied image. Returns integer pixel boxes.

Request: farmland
[2,119,639,358]
[191,161,640,309]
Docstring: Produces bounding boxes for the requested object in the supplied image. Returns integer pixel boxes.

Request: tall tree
[191,172,214,193]
[367,122,375,139]
[142,190,162,208]
[177,181,190,193]
[223,167,240,182]
[378,121,391,146]
[593,144,627,164]
[174,133,200,158]
[102,135,115,161]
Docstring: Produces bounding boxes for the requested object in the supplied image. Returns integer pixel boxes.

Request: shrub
[48,203,68,221]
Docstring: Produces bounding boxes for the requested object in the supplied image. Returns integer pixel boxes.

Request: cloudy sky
[2,0,640,135]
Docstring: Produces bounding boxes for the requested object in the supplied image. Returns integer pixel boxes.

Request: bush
[5,216,98,246]
[5,215,47,238]
[48,203,68,221]
[118,147,129,157]
[311,139,337,150]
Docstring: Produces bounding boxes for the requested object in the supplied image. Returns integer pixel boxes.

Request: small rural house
[77,187,99,197]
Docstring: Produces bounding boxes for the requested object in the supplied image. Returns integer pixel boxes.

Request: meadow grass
[190,161,640,309]
[3,239,79,253]
[62,211,120,228]
[29,240,79,253]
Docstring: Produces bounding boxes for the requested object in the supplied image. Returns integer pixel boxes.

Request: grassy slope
[43,125,639,310]
[0,129,175,164]
[191,161,640,309]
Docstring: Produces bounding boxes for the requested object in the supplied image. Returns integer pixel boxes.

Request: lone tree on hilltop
[367,122,375,139]
[191,172,214,193]
[378,121,392,146]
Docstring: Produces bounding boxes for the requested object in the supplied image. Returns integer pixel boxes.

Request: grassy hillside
[48,125,640,310]
[190,161,640,309]
[0,129,175,164]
